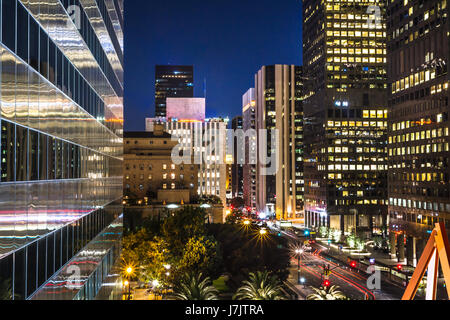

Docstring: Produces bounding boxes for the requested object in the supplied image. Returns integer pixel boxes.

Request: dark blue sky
[124,0,303,131]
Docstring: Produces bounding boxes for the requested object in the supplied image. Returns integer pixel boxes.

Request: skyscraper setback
[302,0,389,234]
[0,0,124,300]
[155,65,194,118]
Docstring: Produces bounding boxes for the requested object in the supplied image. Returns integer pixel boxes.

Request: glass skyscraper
[0,0,124,300]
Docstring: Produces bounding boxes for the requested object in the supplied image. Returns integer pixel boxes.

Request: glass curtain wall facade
[302,0,388,234]
[0,0,124,300]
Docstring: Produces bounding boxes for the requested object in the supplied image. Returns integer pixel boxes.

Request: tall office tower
[155,65,194,118]
[0,0,124,300]
[302,0,388,234]
[254,65,304,220]
[231,116,244,199]
[242,89,257,211]
[387,0,449,265]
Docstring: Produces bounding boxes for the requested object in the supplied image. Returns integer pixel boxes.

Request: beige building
[145,117,229,210]
[123,124,198,204]
[254,65,304,221]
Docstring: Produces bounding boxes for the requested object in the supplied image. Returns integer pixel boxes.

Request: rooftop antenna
[203,77,207,100]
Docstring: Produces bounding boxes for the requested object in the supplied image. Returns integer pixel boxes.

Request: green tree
[306,285,348,300]
[178,235,223,279]
[139,237,172,286]
[162,206,208,256]
[207,224,290,290]
[170,273,219,300]
[233,271,286,300]
[225,209,244,224]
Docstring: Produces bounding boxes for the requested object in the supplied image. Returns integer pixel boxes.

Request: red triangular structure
[402,222,450,300]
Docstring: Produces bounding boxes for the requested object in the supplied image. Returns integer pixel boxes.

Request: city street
[280,229,403,300]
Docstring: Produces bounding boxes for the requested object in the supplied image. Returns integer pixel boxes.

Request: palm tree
[170,273,219,300]
[233,271,287,300]
[306,285,348,300]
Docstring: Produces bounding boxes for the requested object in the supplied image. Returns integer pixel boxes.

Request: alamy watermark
[67,5,82,30]
[170,128,280,176]
[366,5,382,29]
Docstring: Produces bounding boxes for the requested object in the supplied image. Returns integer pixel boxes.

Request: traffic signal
[304,230,310,236]
[397,264,403,271]
[350,260,357,268]
[277,232,282,237]
[323,280,331,287]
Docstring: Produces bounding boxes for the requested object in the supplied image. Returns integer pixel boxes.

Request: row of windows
[389,142,450,156]
[390,172,449,183]
[390,198,450,213]
[74,244,120,300]
[125,163,196,171]
[327,172,387,179]
[0,119,122,182]
[125,173,196,181]
[0,206,118,300]
[1,0,110,125]
[390,211,450,228]
[91,0,124,65]
[390,127,449,142]
[60,0,123,94]
[389,85,449,106]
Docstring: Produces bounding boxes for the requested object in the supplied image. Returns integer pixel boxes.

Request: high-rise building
[386,0,449,265]
[231,116,244,199]
[0,0,124,300]
[155,65,194,118]
[302,0,389,234]
[242,89,257,211]
[254,65,304,220]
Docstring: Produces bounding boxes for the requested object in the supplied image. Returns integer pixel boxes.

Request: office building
[302,0,388,234]
[155,65,194,118]
[146,101,229,222]
[0,0,125,300]
[387,0,449,264]
[242,89,257,211]
[231,116,244,199]
[254,65,304,220]
[124,125,198,204]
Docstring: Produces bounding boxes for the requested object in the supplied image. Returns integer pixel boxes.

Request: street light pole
[295,248,303,284]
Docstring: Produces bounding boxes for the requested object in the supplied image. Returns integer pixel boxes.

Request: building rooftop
[124,131,172,139]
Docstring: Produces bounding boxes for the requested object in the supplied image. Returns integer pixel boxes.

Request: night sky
[123,0,303,131]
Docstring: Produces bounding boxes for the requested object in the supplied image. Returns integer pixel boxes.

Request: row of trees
[121,206,291,300]
[171,271,286,300]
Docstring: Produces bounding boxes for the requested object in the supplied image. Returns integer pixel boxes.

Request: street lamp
[300,277,306,288]
[125,266,134,300]
[295,248,304,284]
[123,280,131,300]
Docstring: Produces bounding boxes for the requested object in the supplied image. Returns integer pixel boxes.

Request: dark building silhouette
[155,65,194,117]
